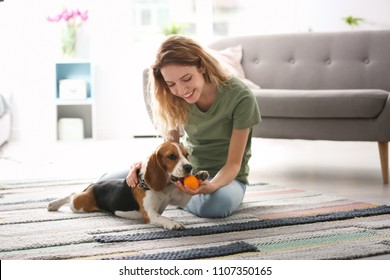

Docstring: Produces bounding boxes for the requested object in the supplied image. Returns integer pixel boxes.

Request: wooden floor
[250,139,390,206]
[1,137,389,259]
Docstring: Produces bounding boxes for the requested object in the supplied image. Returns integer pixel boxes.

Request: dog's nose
[183,164,193,173]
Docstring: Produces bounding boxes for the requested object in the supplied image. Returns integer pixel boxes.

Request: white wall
[1,0,390,142]
[87,1,155,139]
[0,0,156,142]
[1,0,59,142]
[229,0,390,35]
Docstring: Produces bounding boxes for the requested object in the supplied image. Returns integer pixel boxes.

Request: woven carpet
[1,179,390,260]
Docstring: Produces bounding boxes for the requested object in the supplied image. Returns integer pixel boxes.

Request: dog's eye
[167,154,177,160]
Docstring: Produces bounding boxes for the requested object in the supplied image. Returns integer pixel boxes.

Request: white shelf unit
[55,61,96,140]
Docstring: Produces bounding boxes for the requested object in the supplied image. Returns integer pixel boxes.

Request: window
[133,0,196,42]
[132,0,270,43]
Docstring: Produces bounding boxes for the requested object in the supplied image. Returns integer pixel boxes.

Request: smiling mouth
[183,90,194,99]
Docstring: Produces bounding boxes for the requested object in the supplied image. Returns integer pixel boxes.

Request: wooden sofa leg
[378,142,389,184]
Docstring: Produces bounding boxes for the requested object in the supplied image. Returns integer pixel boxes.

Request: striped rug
[1,180,390,260]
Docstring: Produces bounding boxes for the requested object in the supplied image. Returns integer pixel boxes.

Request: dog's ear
[144,150,169,192]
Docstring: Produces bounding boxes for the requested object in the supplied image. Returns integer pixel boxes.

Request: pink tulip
[80,10,88,21]
[47,8,88,24]
[47,14,61,23]
[61,9,72,21]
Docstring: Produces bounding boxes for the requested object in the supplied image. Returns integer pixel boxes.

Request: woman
[127,35,260,218]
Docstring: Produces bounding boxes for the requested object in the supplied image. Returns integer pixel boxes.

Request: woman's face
[160,64,205,104]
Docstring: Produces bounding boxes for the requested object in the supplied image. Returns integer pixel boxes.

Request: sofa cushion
[256,89,389,119]
[207,45,260,90]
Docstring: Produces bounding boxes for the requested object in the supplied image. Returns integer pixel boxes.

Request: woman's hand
[175,179,215,195]
[126,162,142,188]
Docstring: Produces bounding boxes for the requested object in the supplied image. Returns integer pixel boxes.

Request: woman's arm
[207,127,250,192]
[177,127,250,194]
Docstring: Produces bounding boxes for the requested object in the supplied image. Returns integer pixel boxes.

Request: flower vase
[61,24,77,58]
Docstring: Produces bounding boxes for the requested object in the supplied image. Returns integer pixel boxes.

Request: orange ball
[183,175,199,190]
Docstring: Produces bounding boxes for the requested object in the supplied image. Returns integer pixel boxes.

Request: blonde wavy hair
[148,35,230,139]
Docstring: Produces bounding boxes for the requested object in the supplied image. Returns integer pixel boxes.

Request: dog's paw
[47,201,60,211]
[163,221,185,230]
[47,194,73,212]
[195,170,209,181]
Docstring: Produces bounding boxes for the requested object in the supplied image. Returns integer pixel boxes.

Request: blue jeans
[98,171,246,218]
[184,178,246,218]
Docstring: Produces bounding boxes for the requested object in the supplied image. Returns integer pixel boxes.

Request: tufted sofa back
[208,30,390,91]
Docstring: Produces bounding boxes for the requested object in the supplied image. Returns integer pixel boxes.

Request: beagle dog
[47,141,209,230]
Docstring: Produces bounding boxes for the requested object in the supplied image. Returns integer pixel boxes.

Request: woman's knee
[186,181,246,218]
[196,196,237,218]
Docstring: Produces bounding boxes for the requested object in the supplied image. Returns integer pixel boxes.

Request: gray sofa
[144,30,390,184]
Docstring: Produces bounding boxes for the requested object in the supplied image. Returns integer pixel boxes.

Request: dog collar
[137,174,151,190]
